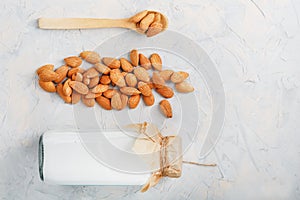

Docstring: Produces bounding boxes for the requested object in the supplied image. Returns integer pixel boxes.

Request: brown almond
[39,69,59,82]
[96,96,112,110]
[57,83,72,103]
[125,73,138,87]
[71,91,81,104]
[170,71,189,83]
[120,87,141,96]
[128,94,140,109]
[80,51,100,64]
[138,81,152,96]
[54,65,69,84]
[134,67,150,82]
[152,71,165,88]
[130,10,148,23]
[139,13,155,33]
[94,63,111,75]
[103,89,117,99]
[83,67,99,78]
[102,57,120,69]
[38,80,56,93]
[159,70,174,81]
[139,54,151,70]
[156,86,174,98]
[110,69,126,87]
[143,93,155,106]
[175,81,194,93]
[99,75,111,85]
[130,49,139,66]
[91,84,109,93]
[150,53,162,71]
[63,79,72,96]
[120,58,133,72]
[69,81,89,95]
[120,94,128,109]
[147,14,163,38]
[64,56,82,68]
[89,76,100,88]
[159,100,172,118]
[82,97,96,107]
[111,93,123,110]
[36,64,54,75]
[75,72,83,82]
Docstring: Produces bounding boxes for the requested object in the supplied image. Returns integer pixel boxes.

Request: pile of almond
[36,50,194,118]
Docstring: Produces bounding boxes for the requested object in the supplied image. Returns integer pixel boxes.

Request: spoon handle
[38,18,136,30]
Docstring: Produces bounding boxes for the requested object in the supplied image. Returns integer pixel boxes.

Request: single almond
[139,13,155,33]
[64,56,82,68]
[103,89,117,99]
[159,100,172,118]
[120,58,133,72]
[67,67,80,78]
[146,22,163,37]
[96,96,112,110]
[120,87,141,96]
[36,64,54,75]
[134,67,150,82]
[91,84,109,93]
[102,57,120,69]
[156,86,174,98]
[120,94,128,109]
[125,73,138,87]
[83,67,99,78]
[57,83,72,103]
[71,91,81,104]
[99,75,111,85]
[38,80,56,93]
[111,93,123,110]
[94,63,110,75]
[83,77,90,85]
[152,71,165,88]
[75,72,83,82]
[80,51,100,64]
[54,65,69,83]
[143,93,155,106]
[170,71,189,83]
[159,70,174,81]
[63,79,72,96]
[110,69,126,87]
[150,53,162,71]
[69,81,89,95]
[175,81,194,93]
[39,69,59,82]
[130,49,139,66]
[82,97,96,107]
[128,94,140,109]
[138,81,152,96]
[139,54,151,70]
[89,76,100,88]
[130,10,148,22]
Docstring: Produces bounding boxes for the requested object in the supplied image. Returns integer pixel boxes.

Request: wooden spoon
[38,10,168,37]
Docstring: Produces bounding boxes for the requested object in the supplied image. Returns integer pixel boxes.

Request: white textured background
[0,0,300,199]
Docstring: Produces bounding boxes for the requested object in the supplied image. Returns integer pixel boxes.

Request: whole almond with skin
[110,69,126,87]
[99,75,111,85]
[102,57,120,69]
[128,94,140,109]
[39,69,59,82]
[134,67,150,82]
[36,64,54,75]
[120,58,133,72]
[64,56,82,68]
[159,70,174,81]
[69,81,89,95]
[159,100,172,118]
[150,53,162,71]
[71,91,81,104]
[91,84,109,93]
[130,10,148,23]
[38,80,56,93]
[171,71,189,83]
[94,63,110,75]
[89,76,100,88]
[139,13,155,33]
[125,73,137,87]
[96,96,112,110]
[120,94,128,109]
[146,22,163,37]
[103,89,117,99]
[67,67,80,78]
[175,81,194,93]
[152,71,165,88]
[120,87,141,96]
[156,86,174,98]
[84,67,99,78]
[83,77,90,85]
[54,65,69,84]
[63,79,72,96]
[111,93,123,110]
[130,49,139,66]
[80,51,100,64]
[139,54,151,70]
[143,93,155,106]
[138,81,152,96]
[82,97,95,107]
[75,72,83,82]
[57,83,71,103]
